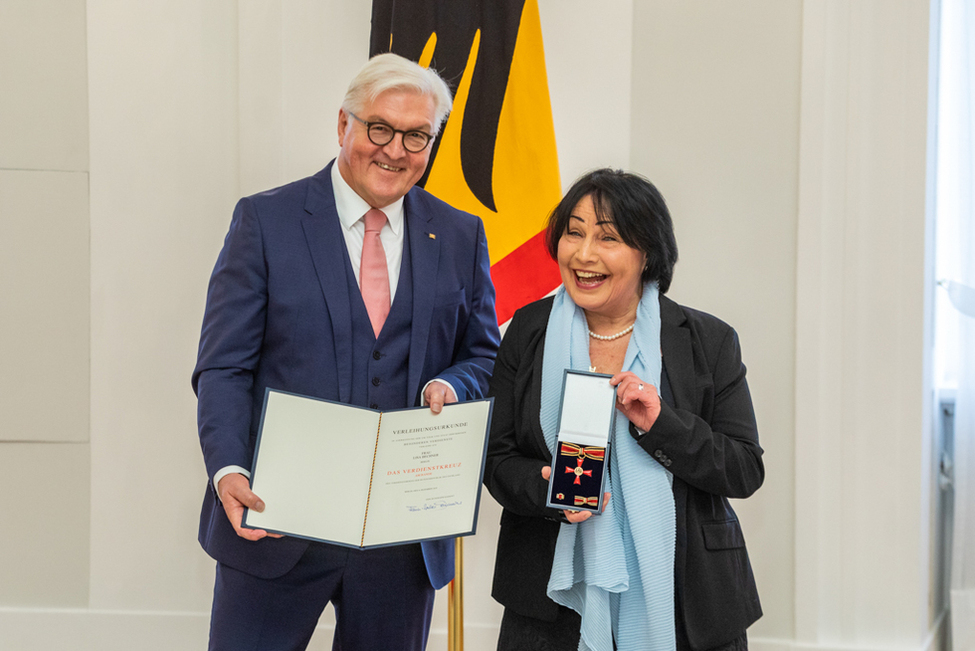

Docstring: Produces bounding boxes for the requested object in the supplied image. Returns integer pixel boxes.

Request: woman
[484,169,763,651]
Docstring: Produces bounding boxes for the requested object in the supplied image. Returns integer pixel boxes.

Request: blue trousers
[208,541,435,651]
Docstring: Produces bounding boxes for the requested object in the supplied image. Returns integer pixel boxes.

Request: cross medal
[565,457,592,485]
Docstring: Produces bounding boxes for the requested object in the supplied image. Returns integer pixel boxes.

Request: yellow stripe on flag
[426,0,561,267]
[418,33,437,68]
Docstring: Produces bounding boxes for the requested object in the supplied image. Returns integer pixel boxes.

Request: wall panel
[0,0,88,171]
[86,0,240,611]
[0,170,90,443]
[0,442,89,607]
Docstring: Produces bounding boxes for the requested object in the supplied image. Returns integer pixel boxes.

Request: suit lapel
[660,295,696,412]
[405,192,440,404]
[301,163,354,404]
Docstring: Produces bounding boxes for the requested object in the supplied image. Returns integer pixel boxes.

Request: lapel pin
[427,233,436,240]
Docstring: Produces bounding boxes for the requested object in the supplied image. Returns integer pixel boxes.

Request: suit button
[373,351,382,360]
[370,403,379,409]
[654,450,663,459]
[372,377,381,386]
[664,459,673,467]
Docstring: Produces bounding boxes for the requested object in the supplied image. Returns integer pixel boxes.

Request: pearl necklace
[587,322,635,341]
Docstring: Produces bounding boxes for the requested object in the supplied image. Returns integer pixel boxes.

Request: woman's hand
[610,371,661,432]
[541,466,610,523]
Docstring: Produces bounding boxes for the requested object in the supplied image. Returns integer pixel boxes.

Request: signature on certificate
[406,500,463,512]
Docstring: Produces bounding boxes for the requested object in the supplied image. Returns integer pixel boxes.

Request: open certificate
[242,389,494,549]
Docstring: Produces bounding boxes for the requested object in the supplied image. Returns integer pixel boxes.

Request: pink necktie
[360,209,390,337]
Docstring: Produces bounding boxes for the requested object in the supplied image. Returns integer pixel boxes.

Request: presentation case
[545,370,617,514]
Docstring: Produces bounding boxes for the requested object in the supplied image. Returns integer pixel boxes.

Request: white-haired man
[193,53,500,650]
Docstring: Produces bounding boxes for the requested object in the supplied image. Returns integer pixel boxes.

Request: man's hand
[217,473,283,541]
[423,380,458,415]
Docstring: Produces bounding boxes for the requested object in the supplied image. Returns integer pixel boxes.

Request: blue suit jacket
[192,162,500,589]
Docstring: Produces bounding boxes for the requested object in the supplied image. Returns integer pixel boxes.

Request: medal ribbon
[559,442,606,462]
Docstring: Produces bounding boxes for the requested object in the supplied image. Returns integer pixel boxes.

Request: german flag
[370,0,563,324]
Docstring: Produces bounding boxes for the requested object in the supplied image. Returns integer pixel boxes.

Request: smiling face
[336,88,436,208]
[557,194,647,320]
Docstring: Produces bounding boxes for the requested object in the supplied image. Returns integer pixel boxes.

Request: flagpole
[448,537,464,651]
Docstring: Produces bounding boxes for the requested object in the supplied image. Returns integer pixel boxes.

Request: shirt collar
[331,161,404,235]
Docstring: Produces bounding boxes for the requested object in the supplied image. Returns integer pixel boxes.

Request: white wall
[0,0,91,614]
[630,2,803,642]
[793,2,939,647]
[0,1,944,650]
[86,0,241,616]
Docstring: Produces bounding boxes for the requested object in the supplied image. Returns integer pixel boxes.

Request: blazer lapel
[529,331,551,459]
[405,192,440,405]
[660,295,696,412]
[301,163,354,404]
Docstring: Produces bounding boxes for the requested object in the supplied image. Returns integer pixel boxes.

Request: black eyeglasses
[347,112,435,153]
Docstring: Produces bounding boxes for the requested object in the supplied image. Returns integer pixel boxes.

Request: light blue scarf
[541,283,676,651]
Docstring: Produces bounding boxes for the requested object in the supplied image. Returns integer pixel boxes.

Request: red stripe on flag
[490,230,562,324]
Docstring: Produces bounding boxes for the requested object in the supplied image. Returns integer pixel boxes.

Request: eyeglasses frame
[346,111,436,153]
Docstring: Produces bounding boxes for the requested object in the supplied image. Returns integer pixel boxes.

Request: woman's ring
[638,383,644,391]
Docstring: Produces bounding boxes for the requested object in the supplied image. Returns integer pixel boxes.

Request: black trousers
[496,605,748,651]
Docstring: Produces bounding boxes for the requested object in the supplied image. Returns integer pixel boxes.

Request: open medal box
[546,370,617,514]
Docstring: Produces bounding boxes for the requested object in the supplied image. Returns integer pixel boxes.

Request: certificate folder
[546,370,617,513]
[243,389,494,549]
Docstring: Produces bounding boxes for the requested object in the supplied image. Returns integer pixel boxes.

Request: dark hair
[545,168,679,293]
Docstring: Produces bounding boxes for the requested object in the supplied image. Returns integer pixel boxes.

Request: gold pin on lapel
[427,233,436,240]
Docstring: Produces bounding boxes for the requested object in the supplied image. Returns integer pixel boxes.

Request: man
[192,53,500,650]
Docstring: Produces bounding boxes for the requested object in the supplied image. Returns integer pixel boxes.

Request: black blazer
[484,294,763,650]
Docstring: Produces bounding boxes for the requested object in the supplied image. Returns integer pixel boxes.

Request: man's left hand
[424,381,457,414]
